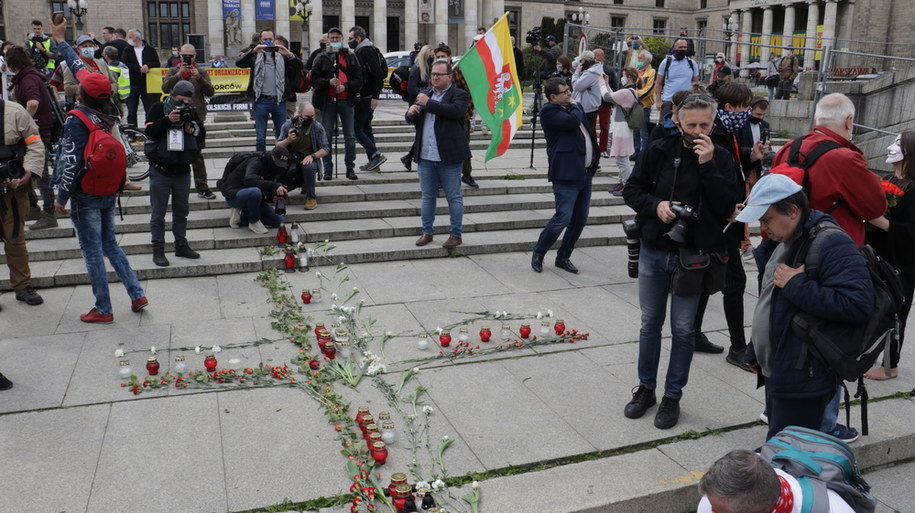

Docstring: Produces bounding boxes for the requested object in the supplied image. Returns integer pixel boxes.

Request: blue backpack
[759,426,876,513]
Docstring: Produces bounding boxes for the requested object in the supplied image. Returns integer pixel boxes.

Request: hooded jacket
[571,63,603,114]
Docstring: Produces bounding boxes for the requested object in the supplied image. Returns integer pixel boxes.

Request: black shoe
[555,259,579,274]
[175,245,200,259]
[400,155,412,171]
[624,385,657,419]
[629,154,637,162]
[365,153,387,171]
[153,251,170,267]
[323,171,333,181]
[726,348,754,373]
[0,372,12,391]
[694,333,725,354]
[198,190,216,200]
[654,396,681,429]
[531,252,544,273]
[346,168,358,180]
[15,286,43,305]
[461,175,479,188]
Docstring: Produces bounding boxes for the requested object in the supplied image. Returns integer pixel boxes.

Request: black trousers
[766,390,833,440]
[694,240,747,351]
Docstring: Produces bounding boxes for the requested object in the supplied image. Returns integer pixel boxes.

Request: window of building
[614,0,623,5]
[146,1,192,49]
[700,0,708,9]
[653,18,667,35]
[507,9,520,42]
[611,16,626,29]
[656,0,665,7]
[355,16,370,37]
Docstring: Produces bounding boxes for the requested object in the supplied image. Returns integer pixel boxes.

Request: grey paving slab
[139,276,223,325]
[420,361,595,469]
[0,284,72,338]
[346,303,428,367]
[866,461,915,513]
[0,404,110,512]
[219,387,350,511]
[0,332,87,412]
[345,259,493,305]
[88,394,227,513]
[216,272,276,319]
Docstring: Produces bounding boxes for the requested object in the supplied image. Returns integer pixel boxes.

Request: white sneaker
[601,151,611,158]
[248,220,269,234]
[229,208,241,228]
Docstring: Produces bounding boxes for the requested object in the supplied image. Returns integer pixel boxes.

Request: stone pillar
[491,0,505,25]
[739,9,752,75]
[341,0,355,36]
[309,0,323,54]
[208,0,226,58]
[405,0,418,51]
[241,0,257,46]
[760,6,773,60]
[374,2,388,53]
[435,0,448,47]
[821,0,838,51]
[804,0,819,70]
[783,3,796,51]
[276,2,290,41]
[465,0,478,53]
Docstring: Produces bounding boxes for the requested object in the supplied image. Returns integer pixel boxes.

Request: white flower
[149,345,156,354]
[114,349,124,358]
[416,480,430,490]
[330,292,338,300]
[408,413,417,420]
[331,303,339,311]
[442,435,450,441]
[412,367,419,373]
[366,362,387,376]
[472,481,480,490]
[423,405,434,415]
[432,479,446,490]
[211,345,222,353]
[536,311,543,319]
[386,331,393,337]
[338,316,347,323]
[436,326,443,334]
[503,310,509,317]
[547,309,554,317]
[324,239,329,243]
[360,298,366,304]
[315,271,323,278]
[353,286,358,292]
[228,358,241,365]
[194,346,202,354]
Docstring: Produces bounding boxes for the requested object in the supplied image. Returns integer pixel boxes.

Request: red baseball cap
[76,69,112,100]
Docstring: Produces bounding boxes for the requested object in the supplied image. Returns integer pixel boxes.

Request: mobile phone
[52,11,65,24]
[760,128,770,144]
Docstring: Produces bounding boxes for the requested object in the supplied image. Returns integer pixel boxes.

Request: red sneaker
[131,296,149,312]
[80,307,114,324]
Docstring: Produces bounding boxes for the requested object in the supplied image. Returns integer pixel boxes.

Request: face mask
[716,57,723,62]
[632,43,640,49]
[886,137,904,164]
[128,38,137,47]
[681,132,699,148]
[172,50,179,56]
[636,61,645,69]
[80,47,96,59]
[348,41,358,50]
[556,64,563,72]
[674,49,686,60]
[748,116,763,124]
[620,75,629,86]
[717,107,752,133]
[329,41,343,50]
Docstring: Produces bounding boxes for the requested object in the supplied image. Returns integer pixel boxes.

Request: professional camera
[181,54,194,65]
[175,100,196,123]
[29,38,50,69]
[274,194,287,215]
[622,219,641,279]
[664,203,700,245]
[525,26,542,45]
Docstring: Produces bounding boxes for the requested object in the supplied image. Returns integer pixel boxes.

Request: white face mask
[128,38,137,47]
[80,47,96,59]
[886,136,904,164]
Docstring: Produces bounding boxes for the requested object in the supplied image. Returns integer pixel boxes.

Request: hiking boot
[229,208,241,228]
[175,245,200,259]
[80,307,114,324]
[654,396,681,429]
[694,333,725,354]
[624,385,657,419]
[15,286,43,305]
[303,198,317,210]
[365,153,387,171]
[323,170,334,181]
[828,424,859,443]
[153,251,170,267]
[198,190,216,200]
[131,296,149,312]
[461,175,479,188]
[249,220,269,234]
[415,233,433,246]
[726,347,754,372]
[346,168,358,180]
[442,235,462,249]
[0,372,12,391]
[29,212,58,230]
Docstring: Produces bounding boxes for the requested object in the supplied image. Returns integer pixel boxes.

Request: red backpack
[69,109,127,195]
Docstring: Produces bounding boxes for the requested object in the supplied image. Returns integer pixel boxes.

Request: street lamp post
[571,6,590,43]
[294,1,312,55]
[67,0,88,32]
[722,14,738,64]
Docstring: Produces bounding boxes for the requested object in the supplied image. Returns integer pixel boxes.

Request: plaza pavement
[1,100,914,513]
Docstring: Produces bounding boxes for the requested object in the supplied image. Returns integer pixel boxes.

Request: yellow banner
[146,68,251,95]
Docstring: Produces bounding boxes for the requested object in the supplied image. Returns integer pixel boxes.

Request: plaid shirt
[452,65,475,120]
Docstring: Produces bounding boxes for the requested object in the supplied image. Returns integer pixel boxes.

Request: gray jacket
[571,64,604,114]
[279,117,331,171]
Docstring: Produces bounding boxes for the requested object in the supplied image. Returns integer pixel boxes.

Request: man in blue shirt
[655,39,699,121]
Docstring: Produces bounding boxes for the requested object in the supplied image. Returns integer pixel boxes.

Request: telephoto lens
[275,195,287,216]
[622,219,641,279]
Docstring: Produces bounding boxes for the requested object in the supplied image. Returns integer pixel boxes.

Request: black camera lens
[623,219,641,279]
[275,196,287,215]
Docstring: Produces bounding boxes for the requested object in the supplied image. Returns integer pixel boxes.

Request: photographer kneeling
[216,146,293,234]
[621,94,738,429]
[144,80,203,267]
[276,101,329,210]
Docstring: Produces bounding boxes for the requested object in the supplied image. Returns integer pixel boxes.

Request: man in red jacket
[771,92,886,247]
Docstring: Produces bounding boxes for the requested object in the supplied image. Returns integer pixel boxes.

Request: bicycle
[119,124,150,181]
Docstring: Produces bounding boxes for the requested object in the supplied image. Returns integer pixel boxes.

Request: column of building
[739,9,751,75]
[728,11,739,65]
[241,0,257,47]
[373,2,387,53]
[760,6,773,60]
[465,0,478,54]
[309,0,323,52]
[275,3,290,43]
[405,0,418,53]
[434,0,448,49]
[803,0,819,69]
[341,1,355,36]
[820,0,837,52]
[207,0,225,58]
[783,3,796,51]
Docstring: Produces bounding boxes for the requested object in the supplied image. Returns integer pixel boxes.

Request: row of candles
[117,354,218,379]
[420,319,566,349]
[355,406,396,465]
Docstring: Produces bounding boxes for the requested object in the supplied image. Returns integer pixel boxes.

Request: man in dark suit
[120,28,160,127]
[531,77,599,274]
[406,59,472,250]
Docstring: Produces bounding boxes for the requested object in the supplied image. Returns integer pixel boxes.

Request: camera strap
[668,143,682,202]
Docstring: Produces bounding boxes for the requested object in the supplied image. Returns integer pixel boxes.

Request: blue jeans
[417,159,463,237]
[226,187,284,227]
[354,97,379,159]
[321,98,356,171]
[820,384,843,432]
[70,195,145,315]
[639,106,651,153]
[252,97,287,152]
[533,175,592,260]
[636,244,702,399]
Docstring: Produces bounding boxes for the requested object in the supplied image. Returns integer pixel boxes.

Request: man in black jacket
[310,27,363,180]
[349,26,387,172]
[217,147,294,235]
[622,94,738,430]
[121,28,160,127]
[406,59,471,250]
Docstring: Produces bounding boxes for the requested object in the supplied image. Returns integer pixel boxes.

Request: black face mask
[348,40,358,50]
[681,132,699,148]
[748,116,763,124]
[674,49,686,60]
[299,116,313,126]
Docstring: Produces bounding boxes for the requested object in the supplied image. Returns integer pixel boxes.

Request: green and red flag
[458,13,524,162]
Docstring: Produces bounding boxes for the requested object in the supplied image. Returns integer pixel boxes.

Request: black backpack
[790,222,906,435]
[769,136,842,199]
[659,55,695,77]
[389,65,411,102]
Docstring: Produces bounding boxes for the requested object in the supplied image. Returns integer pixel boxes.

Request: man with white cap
[737,173,874,439]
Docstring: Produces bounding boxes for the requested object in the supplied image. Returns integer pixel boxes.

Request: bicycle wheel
[121,127,151,181]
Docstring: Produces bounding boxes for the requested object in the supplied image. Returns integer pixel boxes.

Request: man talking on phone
[621,94,738,430]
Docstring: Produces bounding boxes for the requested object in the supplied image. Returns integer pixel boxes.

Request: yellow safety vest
[109,64,131,101]
[27,38,56,70]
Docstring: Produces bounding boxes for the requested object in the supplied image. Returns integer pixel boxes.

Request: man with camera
[531,78,600,274]
[622,94,738,429]
[0,97,47,309]
[25,20,57,77]
[144,80,203,267]
[237,29,302,153]
[216,146,294,234]
[532,35,561,81]
[164,44,216,200]
[277,101,330,210]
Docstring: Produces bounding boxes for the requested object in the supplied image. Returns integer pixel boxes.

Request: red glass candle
[359,414,375,434]
[554,319,566,335]
[317,329,332,351]
[283,250,296,273]
[394,484,413,512]
[479,326,492,342]
[204,354,218,372]
[388,473,407,498]
[323,341,336,359]
[300,290,312,304]
[355,406,371,425]
[146,356,160,376]
[313,322,325,336]
[276,224,288,245]
[367,431,382,447]
[519,322,532,339]
[439,331,452,347]
[371,441,388,465]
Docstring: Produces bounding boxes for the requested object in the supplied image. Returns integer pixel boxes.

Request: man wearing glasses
[406,59,471,249]
[531,78,599,274]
